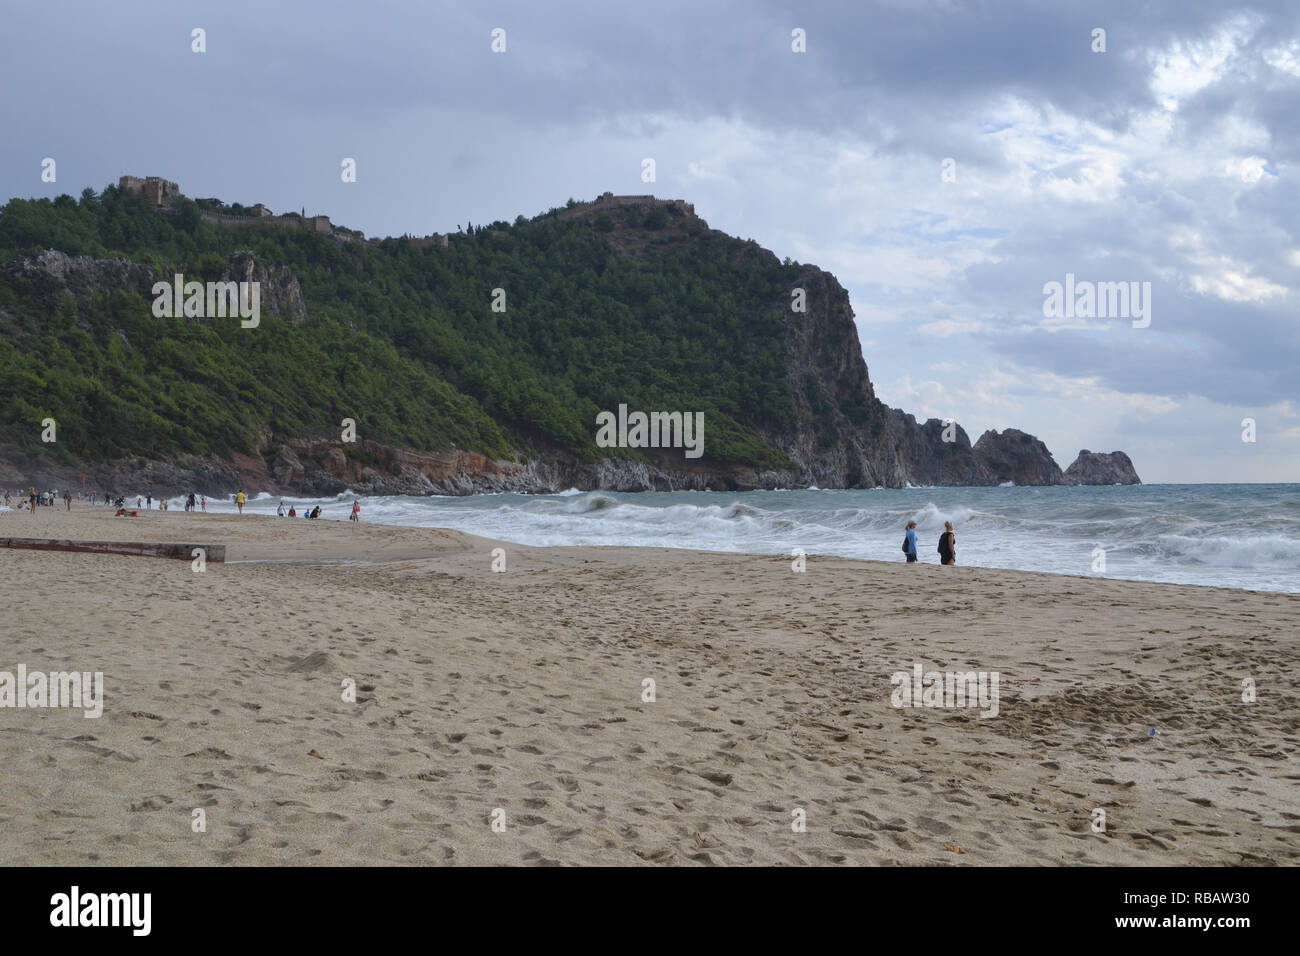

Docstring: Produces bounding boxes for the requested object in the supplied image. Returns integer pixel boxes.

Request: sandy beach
[2,505,1297,866]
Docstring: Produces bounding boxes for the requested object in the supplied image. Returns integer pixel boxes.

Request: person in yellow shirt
[236,490,246,514]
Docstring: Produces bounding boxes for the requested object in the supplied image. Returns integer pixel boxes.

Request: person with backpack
[902,520,918,563]
[938,521,957,565]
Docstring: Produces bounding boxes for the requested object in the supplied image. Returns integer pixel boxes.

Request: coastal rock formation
[0,191,1141,496]
[1064,450,1141,485]
[971,429,1064,486]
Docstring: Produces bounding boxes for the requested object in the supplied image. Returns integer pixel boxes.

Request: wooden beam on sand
[0,537,226,563]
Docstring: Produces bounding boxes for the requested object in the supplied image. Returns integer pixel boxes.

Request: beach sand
[2,505,1297,866]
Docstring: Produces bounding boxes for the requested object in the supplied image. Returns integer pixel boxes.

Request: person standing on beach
[236,490,246,514]
[350,500,360,523]
[904,520,918,563]
[938,521,957,565]
[277,501,285,517]
[201,496,206,512]
[29,488,37,513]
[64,490,72,511]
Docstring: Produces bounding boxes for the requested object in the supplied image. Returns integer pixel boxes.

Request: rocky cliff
[1063,450,1141,485]
[971,429,1065,486]
[0,248,306,325]
[0,192,1140,496]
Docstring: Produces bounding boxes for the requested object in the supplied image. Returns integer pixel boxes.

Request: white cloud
[1190,269,1288,303]
[1223,155,1268,184]
[1170,229,1291,303]
[1149,14,1260,111]
[917,318,983,338]
[1263,39,1300,77]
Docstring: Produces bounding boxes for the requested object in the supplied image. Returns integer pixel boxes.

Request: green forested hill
[0,185,804,472]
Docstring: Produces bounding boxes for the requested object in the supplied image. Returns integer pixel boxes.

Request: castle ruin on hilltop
[114,179,693,248]
[117,175,342,237]
[556,191,696,220]
[118,175,179,208]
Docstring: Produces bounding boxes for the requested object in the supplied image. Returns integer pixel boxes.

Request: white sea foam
[202,484,1300,593]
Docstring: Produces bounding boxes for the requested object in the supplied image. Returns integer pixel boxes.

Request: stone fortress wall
[119,175,336,236]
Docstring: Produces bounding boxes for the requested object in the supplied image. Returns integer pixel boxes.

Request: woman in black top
[938,520,956,565]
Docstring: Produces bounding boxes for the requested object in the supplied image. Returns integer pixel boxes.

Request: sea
[215,483,1300,594]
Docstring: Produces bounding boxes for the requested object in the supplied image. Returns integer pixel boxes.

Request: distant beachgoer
[64,490,72,511]
[201,496,206,512]
[29,488,37,512]
[288,506,296,517]
[903,520,918,563]
[236,490,246,514]
[938,521,956,566]
[136,496,142,509]
[276,501,285,517]
[309,505,322,520]
[146,494,152,509]
[350,500,360,523]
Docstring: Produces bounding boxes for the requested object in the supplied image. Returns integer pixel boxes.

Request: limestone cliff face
[568,205,1108,492]
[223,250,307,324]
[1063,450,1141,485]
[0,249,156,304]
[0,248,306,325]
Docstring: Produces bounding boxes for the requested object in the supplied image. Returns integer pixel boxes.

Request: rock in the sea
[1063,450,1141,485]
[972,429,1064,486]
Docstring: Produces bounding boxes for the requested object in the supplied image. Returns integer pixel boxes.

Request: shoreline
[6,500,1291,596]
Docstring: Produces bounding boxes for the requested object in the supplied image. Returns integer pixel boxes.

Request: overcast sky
[3,0,1297,482]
